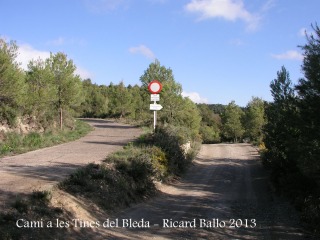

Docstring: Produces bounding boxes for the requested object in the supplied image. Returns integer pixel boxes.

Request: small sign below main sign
[150,103,163,111]
[151,94,160,101]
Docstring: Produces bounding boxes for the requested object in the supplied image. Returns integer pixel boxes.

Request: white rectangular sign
[150,103,163,111]
[151,94,160,101]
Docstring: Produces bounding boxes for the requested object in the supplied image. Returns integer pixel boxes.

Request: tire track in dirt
[0,119,142,210]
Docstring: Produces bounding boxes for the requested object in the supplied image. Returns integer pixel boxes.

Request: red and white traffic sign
[148,80,162,94]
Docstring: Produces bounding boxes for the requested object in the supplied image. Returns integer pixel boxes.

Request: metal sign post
[148,80,163,131]
[154,109,157,131]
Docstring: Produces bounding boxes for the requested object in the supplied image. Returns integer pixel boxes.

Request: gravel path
[100,143,311,239]
[0,119,142,210]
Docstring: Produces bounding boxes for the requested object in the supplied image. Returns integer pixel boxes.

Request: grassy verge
[0,120,93,157]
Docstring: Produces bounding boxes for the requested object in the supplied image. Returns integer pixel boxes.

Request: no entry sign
[148,80,162,94]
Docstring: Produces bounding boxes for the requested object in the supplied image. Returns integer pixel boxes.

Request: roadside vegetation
[0,120,92,157]
[262,24,320,234]
[0,190,71,240]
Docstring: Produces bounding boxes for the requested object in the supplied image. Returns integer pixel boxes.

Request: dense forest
[1,23,320,230]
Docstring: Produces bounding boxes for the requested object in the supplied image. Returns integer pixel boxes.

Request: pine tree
[46,52,83,129]
[25,58,56,125]
[222,101,244,142]
[296,24,320,175]
[244,97,265,144]
[0,39,25,125]
[264,66,299,171]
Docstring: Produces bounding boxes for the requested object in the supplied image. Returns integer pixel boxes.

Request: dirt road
[0,119,142,209]
[99,144,310,239]
[0,125,311,239]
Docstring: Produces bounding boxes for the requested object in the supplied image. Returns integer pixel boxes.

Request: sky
[1,0,319,106]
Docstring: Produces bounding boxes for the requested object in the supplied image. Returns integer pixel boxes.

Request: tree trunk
[60,107,63,130]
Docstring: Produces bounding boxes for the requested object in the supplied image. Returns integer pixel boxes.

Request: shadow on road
[0,142,313,239]
[2,162,83,183]
[80,118,138,129]
[79,118,113,124]
[84,141,128,146]
[0,162,84,211]
[92,124,138,129]
[106,144,311,240]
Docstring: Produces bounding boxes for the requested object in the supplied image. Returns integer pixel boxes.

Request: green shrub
[118,155,154,194]
[4,132,22,149]
[0,144,13,154]
[31,190,52,203]
[12,198,29,213]
[135,125,201,177]
[200,124,220,143]
[153,125,191,175]
[186,140,201,162]
[23,132,42,147]
[0,104,18,127]
[60,160,156,211]
[108,145,169,181]
[108,146,155,188]
[143,146,168,180]
[68,167,90,187]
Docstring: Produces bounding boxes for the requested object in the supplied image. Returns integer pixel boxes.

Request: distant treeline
[0,38,265,145]
[79,76,266,144]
